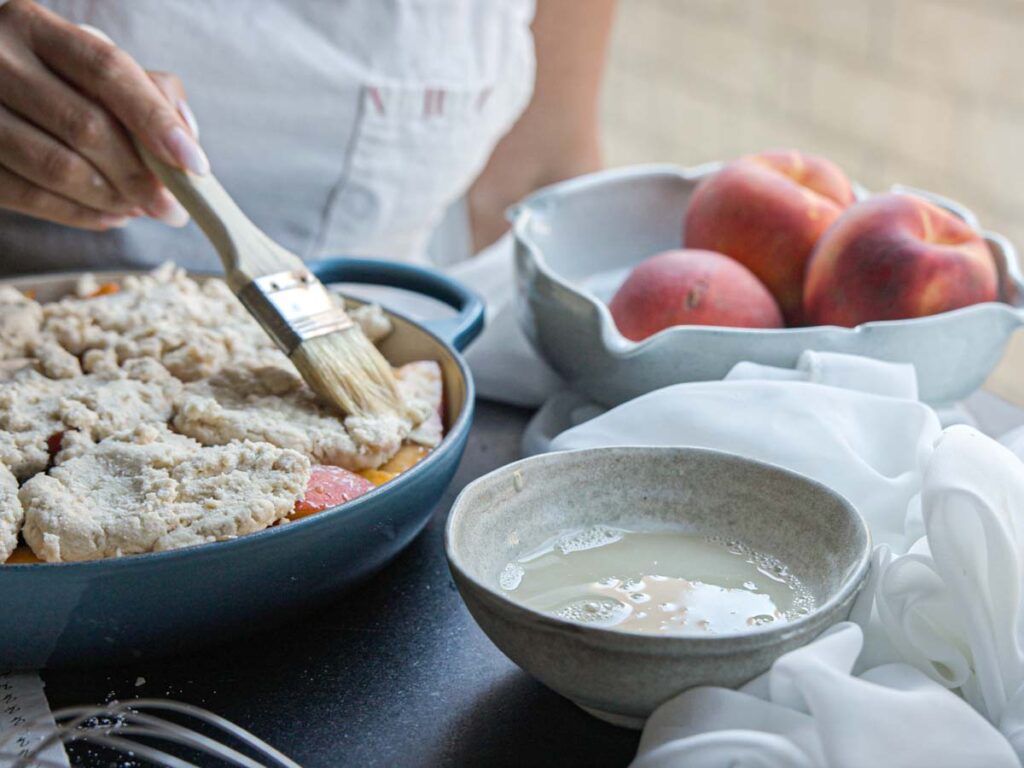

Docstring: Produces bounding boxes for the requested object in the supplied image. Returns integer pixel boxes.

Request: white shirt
[0,0,536,273]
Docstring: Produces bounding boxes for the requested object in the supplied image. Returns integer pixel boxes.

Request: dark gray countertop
[41,400,641,767]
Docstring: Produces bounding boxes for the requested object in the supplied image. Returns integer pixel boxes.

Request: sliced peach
[86,282,121,298]
[5,546,42,565]
[291,465,375,520]
[381,443,430,474]
[359,469,398,487]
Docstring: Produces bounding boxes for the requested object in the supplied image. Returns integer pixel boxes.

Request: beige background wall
[599,0,1024,401]
[602,0,1024,248]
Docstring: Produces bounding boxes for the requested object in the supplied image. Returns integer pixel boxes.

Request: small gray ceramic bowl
[445,446,871,729]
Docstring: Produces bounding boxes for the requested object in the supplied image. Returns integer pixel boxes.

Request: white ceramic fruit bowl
[512,163,1024,407]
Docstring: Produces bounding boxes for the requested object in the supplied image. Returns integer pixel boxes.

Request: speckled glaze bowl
[445,447,871,729]
[512,163,1023,408]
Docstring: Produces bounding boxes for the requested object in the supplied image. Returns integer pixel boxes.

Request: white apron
[0,0,536,274]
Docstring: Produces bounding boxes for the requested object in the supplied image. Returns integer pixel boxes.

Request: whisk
[1,699,301,768]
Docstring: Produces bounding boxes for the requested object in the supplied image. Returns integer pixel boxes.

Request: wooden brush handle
[136,142,306,290]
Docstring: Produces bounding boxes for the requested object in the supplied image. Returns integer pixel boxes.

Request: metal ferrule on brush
[236,269,354,356]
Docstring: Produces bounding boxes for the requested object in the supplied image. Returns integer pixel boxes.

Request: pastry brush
[136,146,402,418]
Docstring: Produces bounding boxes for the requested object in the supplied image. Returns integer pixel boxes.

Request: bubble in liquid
[757,557,791,584]
[630,592,650,603]
[556,597,630,626]
[557,525,624,555]
[743,581,757,591]
[747,614,775,627]
[500,562,524,591]
[659,602,678,613]
[725,539,755,559]
[598,576,620,588]
[789,589,816,619]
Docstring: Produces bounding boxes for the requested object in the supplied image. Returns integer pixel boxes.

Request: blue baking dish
[0,258,483,669]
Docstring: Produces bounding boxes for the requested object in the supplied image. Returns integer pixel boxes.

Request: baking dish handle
[309,257,485,352]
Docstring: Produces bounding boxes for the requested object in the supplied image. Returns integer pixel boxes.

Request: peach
[380,443,431,473]
[803,193,998,327]
[608,249,783,340]
[291,465,375,519]
[684,150,855,324]
[4,546,41,565]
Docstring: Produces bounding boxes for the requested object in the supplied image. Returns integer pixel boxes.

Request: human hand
[0,0,207,230]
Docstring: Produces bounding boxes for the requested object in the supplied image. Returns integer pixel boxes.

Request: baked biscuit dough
[172,365,432,470]
[0,286,43,362]
[347,303,392,344]
[1,264,425,562]
[38,264,395,382]
[0,464,22,561]
[395,362,444,448]
[28,339,82,379]
[40,265,286,381]
[19,424,311,562]
[0,359,181,480]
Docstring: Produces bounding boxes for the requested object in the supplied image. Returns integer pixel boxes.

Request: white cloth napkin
[726,350,919,401]
[632,623,1020,768]
[630,420,1024,766]
[629,422,1024,766]
[551,374,940,551]
[874,426,1024,725]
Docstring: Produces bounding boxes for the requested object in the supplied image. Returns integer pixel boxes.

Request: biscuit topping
[0,265,441,563]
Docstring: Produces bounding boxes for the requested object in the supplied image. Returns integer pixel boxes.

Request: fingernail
[158,199,190,228]
[149,190,190,227]
[177,99,200,139]
[163,125,209,175]
[98,214,131,229]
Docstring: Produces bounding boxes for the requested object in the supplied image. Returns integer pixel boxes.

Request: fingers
[0,102,138,214]
[27,10,209,175]
[0,164,130,231]
[0,1,193,229]
[0,51,186,225]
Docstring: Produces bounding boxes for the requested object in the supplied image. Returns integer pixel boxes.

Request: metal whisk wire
[1,699,301,768]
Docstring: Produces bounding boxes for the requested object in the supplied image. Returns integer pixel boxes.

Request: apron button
[339,183,378,221]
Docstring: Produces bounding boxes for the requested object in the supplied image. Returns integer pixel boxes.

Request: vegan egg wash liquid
[500,526,814,635]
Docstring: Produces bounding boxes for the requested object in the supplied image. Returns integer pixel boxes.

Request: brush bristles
[289,327,402,418]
